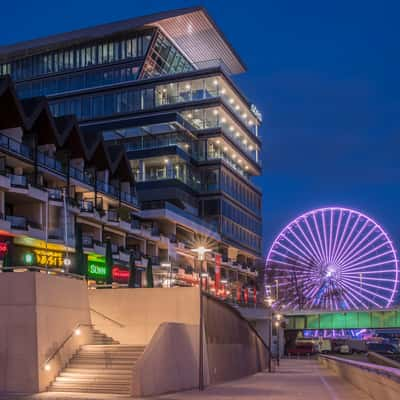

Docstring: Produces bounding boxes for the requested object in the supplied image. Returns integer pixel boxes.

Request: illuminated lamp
[24,252,34,265]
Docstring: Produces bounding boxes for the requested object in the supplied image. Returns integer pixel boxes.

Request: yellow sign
[33,249,65,268]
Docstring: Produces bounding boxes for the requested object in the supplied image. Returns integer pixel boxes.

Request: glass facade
[141,32,193,78]
[220,169,261,214]
[0,32,152,81]
[155,77,259,134]
[132,157,200,191]
[16,63,140,98]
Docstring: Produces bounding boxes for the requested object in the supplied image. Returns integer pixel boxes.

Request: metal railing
[43,322,93,371]
[89,307,125,328]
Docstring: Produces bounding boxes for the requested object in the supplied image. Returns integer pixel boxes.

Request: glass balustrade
[6,215,28,229]
[9,174,28,188]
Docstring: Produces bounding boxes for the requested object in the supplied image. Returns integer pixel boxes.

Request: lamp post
[192,246,211,391]
[275,313,282,367]
[264,296,274,372]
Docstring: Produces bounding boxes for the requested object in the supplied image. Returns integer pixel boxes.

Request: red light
[112,266,130,282]
[0,242,8,254]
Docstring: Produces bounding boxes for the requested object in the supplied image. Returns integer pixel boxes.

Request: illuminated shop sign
[112,266,130,282]
[88,261,107,278]
[24,249,66,267]
[0,242,8,253]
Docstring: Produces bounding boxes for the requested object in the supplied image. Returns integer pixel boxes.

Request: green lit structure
[286,309,400,330]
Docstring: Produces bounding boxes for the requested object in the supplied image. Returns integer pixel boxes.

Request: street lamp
[263,296,275,372]
[274,313,283,367]
[192,245,211,391]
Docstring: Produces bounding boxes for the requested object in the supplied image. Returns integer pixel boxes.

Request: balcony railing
[69,166,94,186]
[82,235,94,248]
[80,200,94,213]
[96,180,119,198]
[37,152,64,174]
[107,209,119,222]
[6,215,28,230]
[120,191,139,207]
[137,169,200,192]
[0,133,33,160]
[9,174,28,188]
[48,188,63,201]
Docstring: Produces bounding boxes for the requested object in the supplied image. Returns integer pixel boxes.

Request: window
[0,32,152,81]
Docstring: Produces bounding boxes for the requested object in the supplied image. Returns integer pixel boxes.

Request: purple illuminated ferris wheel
[265,207,399,311]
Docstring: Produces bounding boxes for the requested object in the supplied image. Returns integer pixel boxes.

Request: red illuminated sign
[0,242,8,255]
[112,266,130,283]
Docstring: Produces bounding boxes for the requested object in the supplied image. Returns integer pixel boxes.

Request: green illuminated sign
[88,261,107,278]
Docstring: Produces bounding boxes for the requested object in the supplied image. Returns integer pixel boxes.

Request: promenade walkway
[2,359,372,400]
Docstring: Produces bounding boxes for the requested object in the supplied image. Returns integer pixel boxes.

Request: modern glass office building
[0,7,263,298]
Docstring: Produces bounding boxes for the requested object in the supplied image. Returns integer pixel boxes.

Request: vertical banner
[215,254,221,295]
[236,281,242,303]
[244,287,249,304]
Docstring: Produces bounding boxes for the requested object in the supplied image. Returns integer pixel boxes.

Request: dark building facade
[0,7,262,297]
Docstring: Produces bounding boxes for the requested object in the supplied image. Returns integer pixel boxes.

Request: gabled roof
[0,76,135,183]
[0,7,245,75]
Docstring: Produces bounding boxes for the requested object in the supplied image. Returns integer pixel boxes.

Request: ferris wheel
[265,207,399,311]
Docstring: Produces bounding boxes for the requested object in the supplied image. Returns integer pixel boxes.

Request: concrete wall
[204,296,269,384]
[131,323,200,397]
[35,274,91,391]
[0,273,91,394]
[88,287,199,345]
[320,355,400,400]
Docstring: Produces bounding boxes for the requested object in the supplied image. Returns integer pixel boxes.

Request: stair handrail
[90,307,125,328]
[43,322,93,370]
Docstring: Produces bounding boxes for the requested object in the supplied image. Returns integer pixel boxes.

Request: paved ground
[1,359,372,400]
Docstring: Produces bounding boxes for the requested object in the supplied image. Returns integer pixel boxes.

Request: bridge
[285,308,400,330]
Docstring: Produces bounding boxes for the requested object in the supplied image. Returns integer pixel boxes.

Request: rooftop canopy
[0,7,246,75]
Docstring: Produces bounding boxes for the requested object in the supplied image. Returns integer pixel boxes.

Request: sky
[0,0,399,256]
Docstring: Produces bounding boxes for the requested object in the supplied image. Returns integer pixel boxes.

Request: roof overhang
[0,7,246,75]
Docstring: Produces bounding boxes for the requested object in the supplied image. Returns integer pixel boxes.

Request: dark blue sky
[1,0,399,256]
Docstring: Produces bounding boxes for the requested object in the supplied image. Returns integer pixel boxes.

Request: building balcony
[69,166,94,188]
[37,152,65,175]
[136,168,200,192]
[48,188,64,202]
[8,174,48,202]
[154,74,260,139]
[140,201,220,241]
[0,133,33,160]
[0,173,10,190]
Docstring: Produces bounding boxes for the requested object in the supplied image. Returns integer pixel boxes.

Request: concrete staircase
[48,329,145,394]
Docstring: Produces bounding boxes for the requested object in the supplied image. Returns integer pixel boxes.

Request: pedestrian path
[2,359,372,400]
[157,359,372,400]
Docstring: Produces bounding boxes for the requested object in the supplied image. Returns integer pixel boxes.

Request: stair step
[48,328,144,395]
[61,370,132,377]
